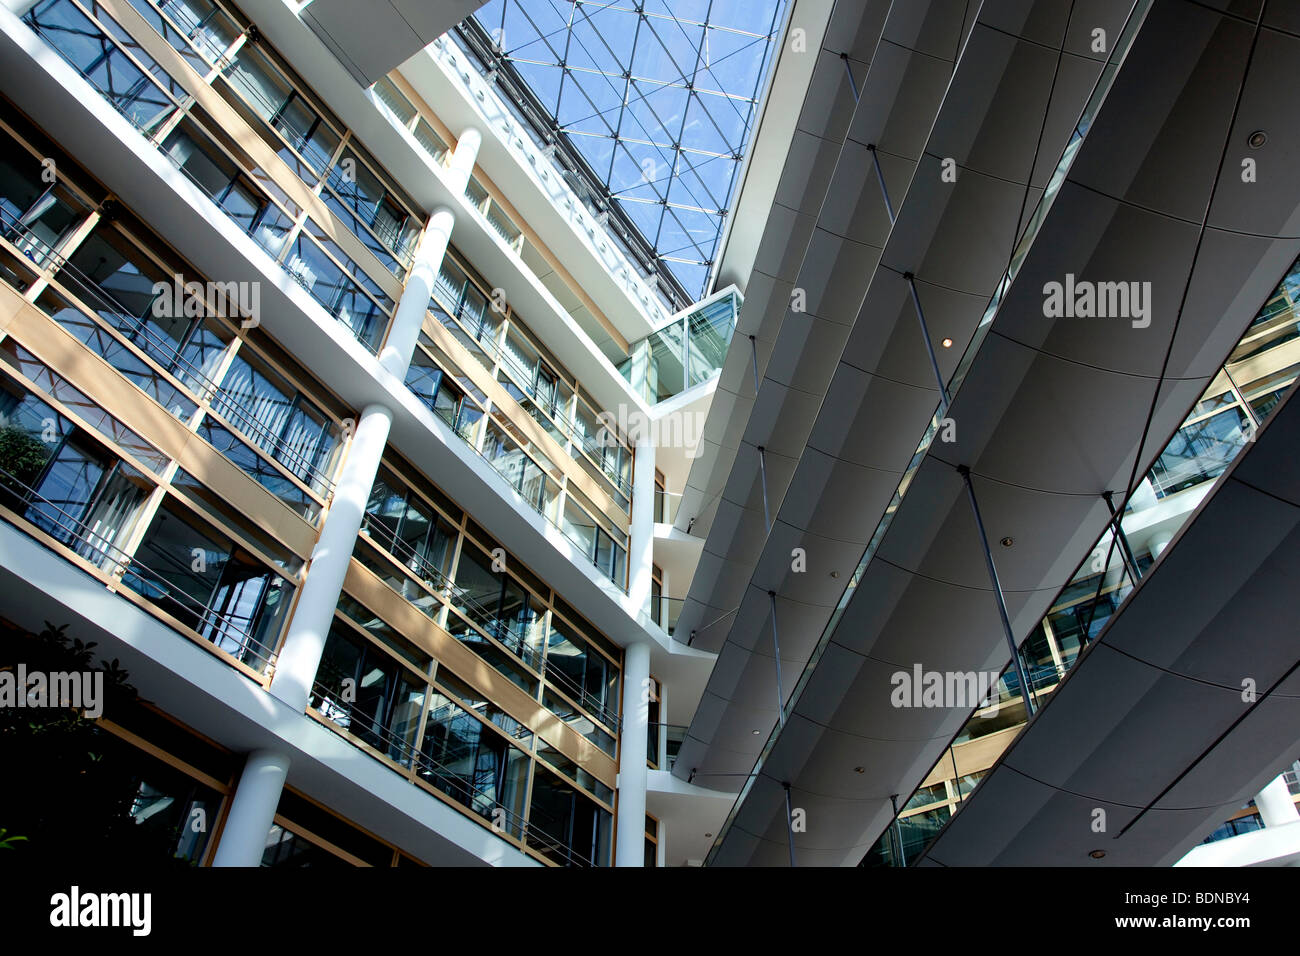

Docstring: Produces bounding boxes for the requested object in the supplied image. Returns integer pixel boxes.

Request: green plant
[0,620,138,857]
[0,423,52,492]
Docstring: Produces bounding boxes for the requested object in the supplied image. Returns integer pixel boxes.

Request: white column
[657,678,669,767]
[1129,477,1158,513]
[375,124,479,376]
[615,640,651,867]
[269,403,393,712]
[211,749,290,867]
[1256,774,1300,827]
[625,340,652,404]
[444,126,482,195]
[1149,530,1173,559]
[378,206,454,378]
[625,434,655,619]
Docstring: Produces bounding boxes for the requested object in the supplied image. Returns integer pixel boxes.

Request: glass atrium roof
[462,0,788,305]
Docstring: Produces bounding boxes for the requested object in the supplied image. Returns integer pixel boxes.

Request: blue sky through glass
[470,0,788,300]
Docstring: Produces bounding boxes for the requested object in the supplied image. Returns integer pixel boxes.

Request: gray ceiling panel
[920,378,1300,866]
[681,1,1217,864]
[773,129,849,217]
[908,162,1044,296]
[1205,33,1300,237]
[929,26,1061,182]
[753,524,873,599]
[1166,230,1300,379]
[797,229,886,324]
[827,0,894,62]
[1103,481,1300,677]
[302,0,487,85]
[883,0,972,61]
[785,453,906,545]
[761,311,857,389]
[1065,2,1253,222]
[930,334,1164,494]
[1156,693,1300,816]
[796,47,865,144]
[817,139,895,246]
[750,204,820,282]
[1002,645,1247,806]
[982,188,1204,379]
[1263,3,1300,36]
[1063,0,1158,59]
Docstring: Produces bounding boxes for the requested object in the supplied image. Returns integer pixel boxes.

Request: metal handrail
[407,367,630,593]
[143,94,387,357]
[358,514,624,735]
[153,0,233,65]
[321,164,417,263]
[358,512,545,671]
[0,464,277,670]
[309,678,593,866]
[0,207,217,395]
[206,389,336,493]
[0,206,337,494]
[26,4,186,140]
[211,39,418,269]
[539,659,621,733]
[217,53,338,176]
[431,294,633,498]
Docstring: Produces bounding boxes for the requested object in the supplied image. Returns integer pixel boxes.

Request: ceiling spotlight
[1089,849,1106,859]
[705,832,713,839]
[1248,130,1268,149]
[830,570,840,578]
[941,337,953,348]
[854,766,866,774]
[1000,536,1014,548]
[752,729,761,735]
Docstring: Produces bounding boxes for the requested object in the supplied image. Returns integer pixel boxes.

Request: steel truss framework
[461,0,787,306]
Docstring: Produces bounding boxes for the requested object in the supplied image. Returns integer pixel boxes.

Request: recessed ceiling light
[1000,536,1014,548]
[854,766,866,774]
[1248,130,1268,149]
[941,337,953,348]
[830,570,839,578]
[1089,849,1106,859]
[752,729,762,735]
[704,833,713,839]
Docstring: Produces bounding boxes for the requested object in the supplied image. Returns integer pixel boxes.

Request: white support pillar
[659,565,671,635]
[269,403,393,712]
[1256,774,1300,827]
[657,677,669,767]
[1129,477,1158,513]
[1149,530,1173,559]
[211,749,290,867]
[375,124,480,376]
[444,126,482,195]
[378,205,455,378]
[615,640,651,867]
[625,434,655,620]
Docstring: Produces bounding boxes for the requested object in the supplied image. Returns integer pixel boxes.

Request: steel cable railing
[430,294,633,499]
[537,660,620,733]
[358,512,545,672]
[308,678,594,866]
[0,206,337,495]
[0,464,278,671]
[405,355,630,592]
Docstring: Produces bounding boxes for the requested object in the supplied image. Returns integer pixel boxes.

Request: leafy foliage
[0,423,52,494]
[0,620,147,861]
